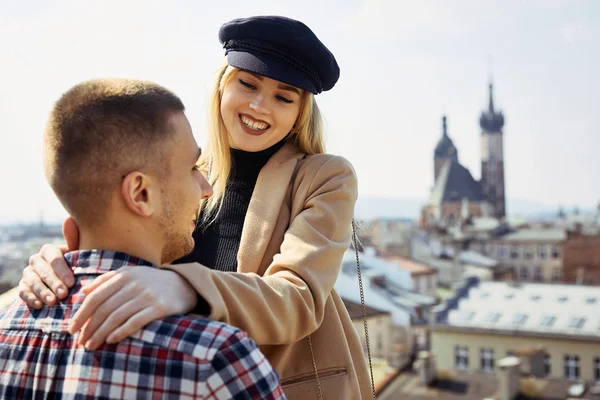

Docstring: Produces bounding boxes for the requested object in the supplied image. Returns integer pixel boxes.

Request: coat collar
[237,142,305,272]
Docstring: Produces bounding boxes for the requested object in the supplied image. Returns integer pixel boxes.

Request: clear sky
[0,0,598,223]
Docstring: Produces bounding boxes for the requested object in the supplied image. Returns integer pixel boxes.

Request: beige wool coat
[162,142,372,399]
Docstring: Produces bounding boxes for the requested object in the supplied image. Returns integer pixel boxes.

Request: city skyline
[0,0,598,223]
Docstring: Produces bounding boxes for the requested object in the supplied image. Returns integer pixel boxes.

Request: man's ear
[121,172,157,218]
[62,216,80,251]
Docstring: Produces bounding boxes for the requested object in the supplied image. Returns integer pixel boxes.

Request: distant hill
[354,196,594,221]
[354,197,423,221]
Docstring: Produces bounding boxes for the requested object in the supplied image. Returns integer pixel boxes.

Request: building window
[485,312,502,324]
[595,358,600,383]
[513,313,528,326]
[564,355,580,380]
[541,315,557,328]
[534,267,543,281]
[460,311,476,322]
[455,346,469,370]
[524,246,534,260]
[510,245,520,259]
[520,266,529,280]
[538,245,547,259]
[497,245,506,259]
[414,278,420,293]
[569,317,586,329]
[480,348,495,372]
[552,268,561,282]
[448,214,456,226]
[545,354,551,377]
[552,245,560,259]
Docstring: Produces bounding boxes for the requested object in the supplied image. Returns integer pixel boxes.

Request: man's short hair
[43,78,185,226]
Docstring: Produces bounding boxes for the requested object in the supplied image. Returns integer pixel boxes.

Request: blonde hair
[199,63,326,224]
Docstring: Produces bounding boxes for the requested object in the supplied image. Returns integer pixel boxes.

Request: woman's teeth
[241,115,270,131]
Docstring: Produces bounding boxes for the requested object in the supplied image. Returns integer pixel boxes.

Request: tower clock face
[448,147,455,155]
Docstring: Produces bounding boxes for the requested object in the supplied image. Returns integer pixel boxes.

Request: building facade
[485,228,565,282]
[430,278,600,383]
[562,226,600,285]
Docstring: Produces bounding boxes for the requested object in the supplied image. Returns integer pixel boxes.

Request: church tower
[480,82,506,218]
[434,115,458,183]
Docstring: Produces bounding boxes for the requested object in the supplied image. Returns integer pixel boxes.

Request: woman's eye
[239,79,256,90]
[276,95,293,104]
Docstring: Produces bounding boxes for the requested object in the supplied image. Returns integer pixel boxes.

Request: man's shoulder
[131,315,251,362]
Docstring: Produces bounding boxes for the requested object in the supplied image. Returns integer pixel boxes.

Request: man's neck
[78,221,162,266]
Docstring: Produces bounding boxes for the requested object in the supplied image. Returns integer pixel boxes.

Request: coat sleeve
[161,155,358,346]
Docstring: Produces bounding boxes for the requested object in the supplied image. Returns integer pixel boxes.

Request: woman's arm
[71,155,357,347]
[159,155,358,345]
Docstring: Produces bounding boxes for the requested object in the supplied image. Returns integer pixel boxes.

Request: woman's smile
[239,113,271,136]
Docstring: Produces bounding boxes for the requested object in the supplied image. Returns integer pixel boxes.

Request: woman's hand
[68,266,198,350]
[18,217,79,308]
[20,244,75,308]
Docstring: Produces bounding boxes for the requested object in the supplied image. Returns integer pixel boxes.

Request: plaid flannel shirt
[0,250,286,400]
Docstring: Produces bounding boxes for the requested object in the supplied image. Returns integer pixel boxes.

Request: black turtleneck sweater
[174,137,287,272]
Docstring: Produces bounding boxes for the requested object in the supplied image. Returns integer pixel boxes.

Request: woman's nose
[249,94,271,115]
[198,175,213,199]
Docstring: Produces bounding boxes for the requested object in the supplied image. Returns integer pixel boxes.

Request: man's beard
[158,193,195,264]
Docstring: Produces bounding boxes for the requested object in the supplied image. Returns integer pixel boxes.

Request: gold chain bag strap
[307,219,376,399]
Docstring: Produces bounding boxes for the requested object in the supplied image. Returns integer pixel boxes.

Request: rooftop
[335,269,411,326]
[430,160,485,205]
[464,217,501,232]
[494,228,566,243]
[378,368,593,400]
[381,254,437,276]
[458,250,499,268]
[342,298,389,320]
[342,249,412,291]
[436,279,600,339]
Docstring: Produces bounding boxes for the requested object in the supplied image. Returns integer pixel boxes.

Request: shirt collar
[65,250,157,276]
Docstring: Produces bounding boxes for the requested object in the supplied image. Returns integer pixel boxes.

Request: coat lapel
[237,143,303,273]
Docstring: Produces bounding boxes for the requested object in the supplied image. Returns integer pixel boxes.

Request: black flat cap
[219,16,340,94]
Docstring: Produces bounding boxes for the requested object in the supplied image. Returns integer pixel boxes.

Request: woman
[20,16,371,399]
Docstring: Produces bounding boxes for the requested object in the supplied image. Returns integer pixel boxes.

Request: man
[0,79,285,399]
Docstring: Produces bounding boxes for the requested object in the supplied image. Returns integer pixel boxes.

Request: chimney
[496,356,521,400]
[510,347,545,378]
[414,351,436,386]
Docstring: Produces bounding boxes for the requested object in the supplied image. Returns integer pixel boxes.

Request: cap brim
[227,51,318,94]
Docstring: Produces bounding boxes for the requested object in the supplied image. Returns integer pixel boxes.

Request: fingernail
[85,340,95,350]
[106,334,115,344]
[34,301,42,308]
[57,287,66,297]
[45,295,54,303]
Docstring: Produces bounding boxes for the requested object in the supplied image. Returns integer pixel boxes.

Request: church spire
[488,83,495,115]
[442,115,448,137]
[479,81,504,132]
